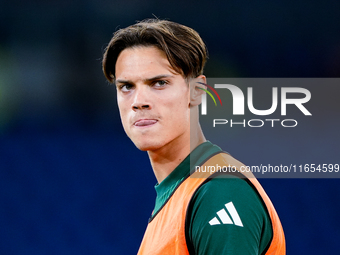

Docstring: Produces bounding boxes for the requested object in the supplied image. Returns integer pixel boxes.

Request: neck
[148,123,206,184]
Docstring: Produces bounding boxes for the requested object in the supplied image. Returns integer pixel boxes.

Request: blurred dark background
[0,0,339,254]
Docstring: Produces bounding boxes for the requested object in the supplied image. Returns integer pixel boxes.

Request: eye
[118,84,134,92]
[153,80,168,88]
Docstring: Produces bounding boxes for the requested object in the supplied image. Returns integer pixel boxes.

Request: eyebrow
[115,74,174,85]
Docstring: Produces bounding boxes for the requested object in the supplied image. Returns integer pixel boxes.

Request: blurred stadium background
[0,0,339,254]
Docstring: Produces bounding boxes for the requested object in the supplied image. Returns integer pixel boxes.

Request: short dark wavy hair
[102,19,208,82]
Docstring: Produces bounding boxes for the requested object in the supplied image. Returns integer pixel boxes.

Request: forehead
[115,46,179,81]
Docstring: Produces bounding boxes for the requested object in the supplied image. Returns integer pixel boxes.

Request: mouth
[134,119,158,127]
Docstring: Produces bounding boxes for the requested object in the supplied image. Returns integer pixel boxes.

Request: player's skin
[115,46,206,183]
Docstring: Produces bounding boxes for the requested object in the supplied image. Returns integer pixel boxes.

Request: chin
[133,139,164,152]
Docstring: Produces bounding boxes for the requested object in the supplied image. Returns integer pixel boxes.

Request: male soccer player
[102,19,285,254]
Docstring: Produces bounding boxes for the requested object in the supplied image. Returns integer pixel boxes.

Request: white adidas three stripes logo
[209,202,243,227]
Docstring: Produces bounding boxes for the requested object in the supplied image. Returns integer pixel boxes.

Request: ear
[189,75,207,107]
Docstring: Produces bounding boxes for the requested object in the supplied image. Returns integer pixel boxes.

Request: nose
[131,86,151,111]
